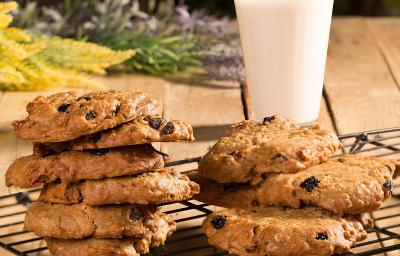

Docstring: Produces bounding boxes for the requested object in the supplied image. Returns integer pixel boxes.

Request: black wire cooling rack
[0,128,400,256]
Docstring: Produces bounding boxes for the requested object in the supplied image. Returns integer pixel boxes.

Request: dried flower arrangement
[12,0,245,82]
[1,2,134,91]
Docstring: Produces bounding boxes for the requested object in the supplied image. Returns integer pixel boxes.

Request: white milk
[234,0,334,123]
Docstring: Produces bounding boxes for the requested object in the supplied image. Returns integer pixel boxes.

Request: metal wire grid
[0,128,400,256]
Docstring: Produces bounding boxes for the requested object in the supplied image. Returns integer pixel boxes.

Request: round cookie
[13,90,159,142]
[198,114,341,185]
[5,145,164,188]
[34,115,194,151]
[194,155,400,214]
[25,202,175,239]
[203,207,368,256]
[39,169,200,205]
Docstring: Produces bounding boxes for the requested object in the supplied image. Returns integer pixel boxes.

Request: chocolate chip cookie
[12,90,159,142]
[203,207,368,256]
[198,114,341,185]
[25,202,174,239]
[6,145,164,188]
[194,155,400,214]
[39,169,200,205]
[34,115,194,151]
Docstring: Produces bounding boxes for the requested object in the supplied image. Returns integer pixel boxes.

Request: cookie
[24,202,175,239]
[39,169,200,205]
[203,207,368,256]
[5,145,164,188]
[34,115,194,151]
[45,224,175,256]
[12,90,159,142]
[198,114,341,185]
[194,155,400,214]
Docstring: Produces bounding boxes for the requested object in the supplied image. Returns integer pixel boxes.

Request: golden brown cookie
[39,169,200,205]
[12,90,158,142]
[45,225,175,256]
[203,207,368,256]
[33,115,194,152]
[198,115,341,185]
[194,155,399,214]
[24,202,174,239]
[5,145,164,188]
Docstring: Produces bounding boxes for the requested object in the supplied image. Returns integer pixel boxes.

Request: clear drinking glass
[234,0,334,123]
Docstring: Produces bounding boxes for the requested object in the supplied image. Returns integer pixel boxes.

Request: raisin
[145,116,164,130]
[129,209,141,221]
[161,122,174,135]
[383,180,393,192]
[89,133,102,143]
[85,111,97,120]
[223,183,241,192]
[315,232,328,240]
[263,116,275,124]
[300,176,320,192]
[77,96,91,101]
[210,215,227,229]
[114,104,121,115]
[272,152,289,162]
[89,148,109,156]
[57,103,71,113]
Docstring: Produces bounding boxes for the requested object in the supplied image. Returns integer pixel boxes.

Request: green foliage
[0,2,134,91]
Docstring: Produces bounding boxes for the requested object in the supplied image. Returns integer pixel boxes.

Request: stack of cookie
[5,90,200,256]
[194,114,400,256]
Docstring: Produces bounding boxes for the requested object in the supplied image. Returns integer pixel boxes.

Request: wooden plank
[162,77,245,161]
[318,97,336,133]
[367,18,400,88]
[324,17,400,135]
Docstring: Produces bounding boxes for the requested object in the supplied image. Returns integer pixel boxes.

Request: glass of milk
[234,0,334,123]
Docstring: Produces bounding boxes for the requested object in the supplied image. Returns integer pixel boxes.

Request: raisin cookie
[203,207,368,256]
[39,169,200,205]
[25,202,174,239]
[198,115,341,185]
[45,224,175,256]
[13,90,158,142]
[35,115,194,151]
[6,145,164,188]
[194,155,400,214]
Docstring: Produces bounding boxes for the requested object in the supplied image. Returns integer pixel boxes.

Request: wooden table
[0,18,399,255]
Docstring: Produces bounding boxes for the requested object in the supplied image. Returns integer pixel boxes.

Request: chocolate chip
[129,209,141,221]
[210,215,227,229]
[263,116,275,124]
[383,180,393,192]
[77,96,91,101]
[85,111,97,120]
[145,116,163,130]
[272,152,289,162]
[315,232,328,240]
[57,103,71,113]
[89,133,102,143]
[161,122,174,135]
[300,176,320,192]
[114,104,120,115]
[89,148,109,156]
